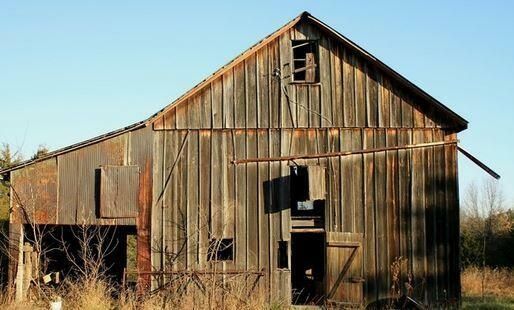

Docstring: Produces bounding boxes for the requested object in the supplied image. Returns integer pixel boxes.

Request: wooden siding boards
[154,21,447,132]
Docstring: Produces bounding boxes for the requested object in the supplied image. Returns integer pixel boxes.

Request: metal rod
[133,269,264,276]
[232,140,458,164]
[458,146,500,180]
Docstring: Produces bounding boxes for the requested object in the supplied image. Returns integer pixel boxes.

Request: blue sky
[1,1,513,204]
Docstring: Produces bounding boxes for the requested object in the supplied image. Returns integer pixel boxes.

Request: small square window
[292,40,318,83]
[208,238,234,261]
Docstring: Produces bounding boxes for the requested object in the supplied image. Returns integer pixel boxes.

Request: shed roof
[0,11,467,175]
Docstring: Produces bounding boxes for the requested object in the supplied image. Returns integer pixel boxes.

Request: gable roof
[0,11,467,175]
[146,11,468,130]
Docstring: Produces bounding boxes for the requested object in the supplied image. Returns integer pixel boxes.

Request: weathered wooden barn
[2,11,479,307]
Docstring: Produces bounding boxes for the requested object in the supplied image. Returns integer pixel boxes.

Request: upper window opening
[292,40,319,83]
[208,238,234,261]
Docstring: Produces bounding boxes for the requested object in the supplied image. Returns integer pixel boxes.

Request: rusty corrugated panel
[99,165,139,218]
[76,134,127,224]
[57,151,78,224]
[11,158,58,224]
[57,134,128,224]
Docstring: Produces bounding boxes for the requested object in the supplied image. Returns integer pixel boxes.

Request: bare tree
[461,179,512,301]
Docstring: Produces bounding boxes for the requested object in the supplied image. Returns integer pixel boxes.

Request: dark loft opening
[208,238,234,261]
[291,232,325,305]
[290,165,325,217]
[292,40,319,83]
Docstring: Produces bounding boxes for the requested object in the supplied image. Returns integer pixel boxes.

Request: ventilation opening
[292,40,319,83]
[208,238,234,261]
[278,241,289,269]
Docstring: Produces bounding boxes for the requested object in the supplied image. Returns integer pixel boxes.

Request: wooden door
[326,232,364,307]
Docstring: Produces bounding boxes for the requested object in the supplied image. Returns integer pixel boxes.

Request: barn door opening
[291,232,325,305]
[325,232,364,308]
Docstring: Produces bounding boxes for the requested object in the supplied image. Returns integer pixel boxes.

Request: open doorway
[291,232,325,305]
[22,224,136,285]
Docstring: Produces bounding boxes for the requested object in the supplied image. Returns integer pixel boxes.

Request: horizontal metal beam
[232,140,458,164]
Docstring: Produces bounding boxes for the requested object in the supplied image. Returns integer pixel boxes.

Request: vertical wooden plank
[401,91,413,128]
[247,130,259,269]
[198,130,211,269]
[296,85,309,127]
[328,128,341,231]
[366,67,379,127]
[152,131,164,276]
[210,131,223,238]
[374,129,388,299]
[212,79,223,129]
[257,46,270,128]
[234,62,246,128]
[258,130,270,292]
[223,131,236,272]
[246,55,258,128]
[424,129,436,303]
[319,36,333,127]
[398,129,413,282]
[269,39,281,129]
[177,130,188,270]
[269,130,281,296]
[386,129,400,284]
[331,44,344,127]
[175,101,188,129]
[343,48,356,127]
[444,133,460,301]
[412,96,425,128]
[234,130,247,269]
[201,86,212,128]
[341,129,353,232]
[411,129,427,302]
[187,131,199,268]
[352,129,364,233]
[379,76,390,128]
[390,89,402,127]
[309,85,321,127]
[279,129,291,240]
[279,30,295,128]
[165,108,176,130]
[188,97,201,129]
[363,129,377,304]
[223,69,235,128]
[165,131,178,273]
[355,58,366,127]
[433,130,447,300]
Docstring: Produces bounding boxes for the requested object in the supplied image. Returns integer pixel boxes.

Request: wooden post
[22,243,33,299]
[14,227,24,302]
[7,223,21,297]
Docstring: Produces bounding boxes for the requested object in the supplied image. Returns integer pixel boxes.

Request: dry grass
[0,275,284,310]
[461,266,514,298]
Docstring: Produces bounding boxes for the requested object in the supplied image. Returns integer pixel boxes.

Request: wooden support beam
[457,146,500,180]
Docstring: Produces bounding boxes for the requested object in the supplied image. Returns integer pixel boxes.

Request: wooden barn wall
[154,21,448,131]
[151,127,459,305]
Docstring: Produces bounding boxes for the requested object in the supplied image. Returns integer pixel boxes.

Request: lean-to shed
[2,11,475,307]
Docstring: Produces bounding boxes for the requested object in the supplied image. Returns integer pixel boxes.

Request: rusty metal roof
[0,11,468,175]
